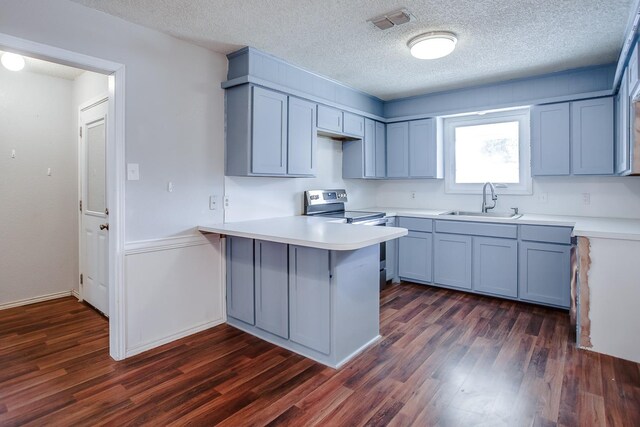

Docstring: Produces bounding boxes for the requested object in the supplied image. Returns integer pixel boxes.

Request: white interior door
[80,97,109,316]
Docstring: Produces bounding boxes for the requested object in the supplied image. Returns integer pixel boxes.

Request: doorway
[0,32,126,360]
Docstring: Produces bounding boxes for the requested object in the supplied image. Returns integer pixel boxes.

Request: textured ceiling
[0,50,85,80]
[70,0,631,100]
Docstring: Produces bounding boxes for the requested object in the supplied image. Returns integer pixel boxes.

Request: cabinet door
[343,112,365,137]
[629,42,639,93]
[375,121,386,178]
[386,122,409,178]
[317,105,342,133]
[251,87,287,175]
[531,103,571,176]
[473,237,518,298]
[226,237,255,325]
[409,119,437,178]
[254,240,289,338]
[519,241,570,308]
[287,97,316,176]
[385,217,397,281]
[398,231,433,283]
[289,246,331,354]
[362,118,376,178]
[616,69,630,175]
[434,233,472,290]
[571,97,614,175]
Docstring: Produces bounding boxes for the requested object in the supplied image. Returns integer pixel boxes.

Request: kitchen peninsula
[199,216,407,368]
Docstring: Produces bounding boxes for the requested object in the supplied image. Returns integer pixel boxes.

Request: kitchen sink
[441,211,522,219]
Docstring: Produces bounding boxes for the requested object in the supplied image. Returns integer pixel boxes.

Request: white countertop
[198,216,408,250]
[357,207,640,241]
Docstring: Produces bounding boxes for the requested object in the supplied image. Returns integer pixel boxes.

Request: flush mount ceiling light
[1,52,25,71]
[408,32,457,59]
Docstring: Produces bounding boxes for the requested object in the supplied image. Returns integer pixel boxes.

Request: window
[444,108,531,194]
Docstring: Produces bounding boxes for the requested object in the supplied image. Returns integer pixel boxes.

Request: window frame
[444,108,532,195]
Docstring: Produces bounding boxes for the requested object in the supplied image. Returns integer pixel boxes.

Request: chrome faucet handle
[511,207,519,215]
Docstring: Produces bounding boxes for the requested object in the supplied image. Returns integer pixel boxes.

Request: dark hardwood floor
[1,283,639,426]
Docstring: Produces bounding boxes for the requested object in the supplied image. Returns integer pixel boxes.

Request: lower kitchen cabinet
[398,231,432,283]
[433,233,472,290]
[226,236,255,325]
[386,217,397,281]
[519,241,571,308]
[254,240,289,339]
[288,245,331,354]
[473,237,518,298]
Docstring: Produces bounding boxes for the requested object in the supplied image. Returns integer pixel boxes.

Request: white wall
[374,176,640,219]
[0,66,77,307]
[0,0,227,355]
[224,136,378,221]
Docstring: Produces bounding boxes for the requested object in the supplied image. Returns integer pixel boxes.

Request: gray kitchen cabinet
[343,118,386,179]
[317,104,342,134]
[287,96,317,176]
[571,97,614,175]
[409,118,442,178]
[472,237,518,298]
[254,240,289,339]
[225,85,315,177]
[226,236,255,325]
[398,231,433,283]
[386,122,410,178]
[385,216,397,281]
[616,68,631,175]
[519,241,571,308]
[531,102,571,176]
[343,111,365,137]
[289,245,331,355]
[433,233,472,290]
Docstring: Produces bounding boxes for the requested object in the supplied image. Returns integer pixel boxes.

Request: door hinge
[79,200,83,212]
[79,126,82,138]
[80,273,83,285]
[105,208,109,216]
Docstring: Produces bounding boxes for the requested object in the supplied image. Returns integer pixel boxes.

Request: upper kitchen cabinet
[571,97,614,175]
[530,97,614,176]
[628,41,639,93]
[343,118,386,179]
[225,85,316,177]
[317,105,365,138]
[343,112,365,137]
[531,103,571,176]
[616,68,632,175]
[386,119,443,179]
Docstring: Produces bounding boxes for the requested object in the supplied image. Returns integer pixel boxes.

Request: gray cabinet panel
[520,225,572,244]
[409,118,437,178]
[251,86,288,175]
[434,233,472,290]
[226,237,255,325]
[435,220,517,239]
[386,217,397,281]
[398,231,433,283]
[364,118,376,178]
[386,122,409,178]
[343,112,364,137]
[254,240,289,339]
[473,237,518,298]
[519,241,570,308]
[571,97,614,175]
[375,121,386,178]
[531,103,571,176]
[398,216,433,232]
[317,105,342,133]
[289,246,331,355]
[616,68,630,175]
[287,97,316,176]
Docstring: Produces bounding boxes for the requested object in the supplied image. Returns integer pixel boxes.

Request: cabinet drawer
[317,105,342,133]
[343,112,364,137]
[435,220,517,239]
[398,217,433,232]
[520,225,572,245]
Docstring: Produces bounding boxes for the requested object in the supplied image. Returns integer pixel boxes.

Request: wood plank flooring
[1,283,639,426]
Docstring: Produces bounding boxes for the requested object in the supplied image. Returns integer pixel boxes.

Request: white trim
[72,289,81,300]
[444,108,532,195]
[124,234,211,255]
[0,291,76,311]
[125,318,225,358]
[0,32,127,361]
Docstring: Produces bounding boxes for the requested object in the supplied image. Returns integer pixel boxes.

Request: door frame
[0,32,127,361]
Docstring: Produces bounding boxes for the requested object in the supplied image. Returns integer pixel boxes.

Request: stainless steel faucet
[482,182,497,213]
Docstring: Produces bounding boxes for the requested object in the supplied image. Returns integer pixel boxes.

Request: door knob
[100,223,109,231]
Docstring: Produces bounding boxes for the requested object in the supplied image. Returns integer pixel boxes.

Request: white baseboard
[0,290,76,311]
[72,289,81,300]
[125,317,225,358]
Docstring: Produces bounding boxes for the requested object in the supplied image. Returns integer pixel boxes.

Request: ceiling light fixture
[1,52,25,71]
[408,32,457,60]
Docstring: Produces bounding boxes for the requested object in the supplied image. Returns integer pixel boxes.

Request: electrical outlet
[582,193,591,205]
[209,195,217,210]
[11,149,16,159]
[537,192,548,203]
[127,163,140,181]
[224,195,230,209]
[410,191,416,199]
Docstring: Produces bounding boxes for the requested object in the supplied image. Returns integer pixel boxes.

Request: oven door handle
[356,217,391,226]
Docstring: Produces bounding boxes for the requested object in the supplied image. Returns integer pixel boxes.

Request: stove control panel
[305,189,348,206]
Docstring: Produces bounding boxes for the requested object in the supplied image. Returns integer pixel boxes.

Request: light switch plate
[127,163,140,181]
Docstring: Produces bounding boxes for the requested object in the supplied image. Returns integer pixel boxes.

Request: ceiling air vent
[369,9,413,31]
